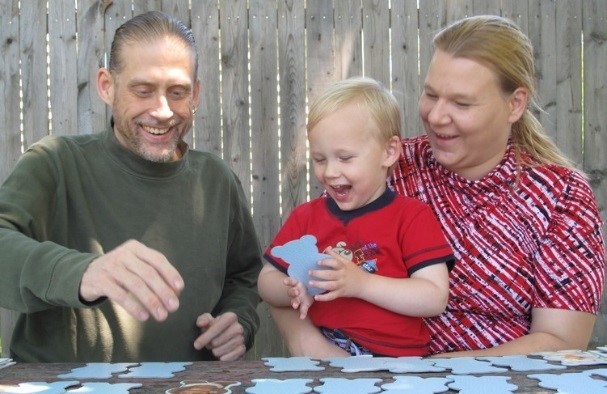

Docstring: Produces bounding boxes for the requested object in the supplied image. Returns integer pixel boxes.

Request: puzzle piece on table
[476,355,566,372]
[432,357,507,374]
[533,349,607,366]
[118,362,192,378]
[262,357,324,372]
[0,357,16,370]
[324,355,393,372]
[381,376,453,393]
[384,357,447,373]
[69,382,142,393]
[165,380,241,393]
[57,363,136,379]
[528,368,607,393]
[447,375,517,394]
[314,378,382,394]
[245,378,313,394]
[595,345,607,353]
[270,235,331,296]
[0,380,79,393]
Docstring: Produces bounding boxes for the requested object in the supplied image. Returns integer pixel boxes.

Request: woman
[270,15,606,357]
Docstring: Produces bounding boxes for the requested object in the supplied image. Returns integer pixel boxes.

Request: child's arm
[310,247,449,317]
[258,263,315,319]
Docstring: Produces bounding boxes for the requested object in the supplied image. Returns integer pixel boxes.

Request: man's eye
[169,89,188,99]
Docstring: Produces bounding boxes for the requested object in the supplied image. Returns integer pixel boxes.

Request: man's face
[98,36,200,162]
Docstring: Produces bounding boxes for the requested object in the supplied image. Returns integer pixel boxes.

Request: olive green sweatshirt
[0,130,262,362]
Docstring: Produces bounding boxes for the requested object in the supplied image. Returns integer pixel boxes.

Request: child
[258,77,454,357]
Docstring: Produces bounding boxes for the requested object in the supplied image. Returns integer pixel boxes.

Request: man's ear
[96,68,114,106]
[507,87,529,124]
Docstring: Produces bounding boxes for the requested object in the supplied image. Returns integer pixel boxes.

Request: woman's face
[419,50,525,180]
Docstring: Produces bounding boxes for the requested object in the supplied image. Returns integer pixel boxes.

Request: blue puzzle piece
[271,235,331,296]
[432,357,507,374]
[57,363,136,379]
[381,376,453,393]
[70,382,142,393]
[325,355,394,372]
[0,380,79,393]
[385,357,447,373]
[314,378,382,394]
[118,362,192,378]
[245,378,313,394]
[447,375,517,393]
[262,357,324,372]
[528,368,607,393]
[477,355,566,372]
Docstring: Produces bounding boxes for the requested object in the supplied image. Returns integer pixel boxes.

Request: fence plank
[278,0,307,220]
[362,0,390,86]
[391,0,422,137]
[48,0,78,135]
[306,0,335,199]
[334,0,362,80]
[191,1,221,155]
[0,0,21,358]
[77,1,107,135]
[555,1,583,164]
[20,0,49,148]
[249,1,281,359]
[220,0,251,196]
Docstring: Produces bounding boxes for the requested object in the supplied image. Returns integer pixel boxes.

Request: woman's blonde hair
[434,15,579,172]
[307,77,401,142]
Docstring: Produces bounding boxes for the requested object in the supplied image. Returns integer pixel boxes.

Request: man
[0,11,262,362]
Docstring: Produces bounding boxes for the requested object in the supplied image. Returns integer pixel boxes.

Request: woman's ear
[96,68,114,106]
[507,87,529,124]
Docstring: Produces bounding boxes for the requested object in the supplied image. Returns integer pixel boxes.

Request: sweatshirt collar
[103,129,188,178]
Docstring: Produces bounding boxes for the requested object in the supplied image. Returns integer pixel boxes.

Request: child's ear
[383,135,402,167]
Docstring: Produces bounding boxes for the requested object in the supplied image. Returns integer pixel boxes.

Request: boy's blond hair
[307,77,401,143]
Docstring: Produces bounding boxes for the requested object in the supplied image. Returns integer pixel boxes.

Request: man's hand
[194,312,247,361]
[79,239,184,321]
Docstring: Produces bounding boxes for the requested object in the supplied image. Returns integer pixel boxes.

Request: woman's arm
[433,308,596,357]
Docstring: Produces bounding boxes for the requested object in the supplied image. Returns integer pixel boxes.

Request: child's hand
[283,277,314,319]
[308,247,367,301]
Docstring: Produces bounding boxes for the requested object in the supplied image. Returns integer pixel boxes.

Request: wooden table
[0,357,601,393]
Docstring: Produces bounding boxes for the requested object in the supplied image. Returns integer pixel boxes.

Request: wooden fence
[1,0,606,358]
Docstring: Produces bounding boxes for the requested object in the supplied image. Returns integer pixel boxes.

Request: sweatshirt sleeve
[0,138,98,313]
[210,171,262,350]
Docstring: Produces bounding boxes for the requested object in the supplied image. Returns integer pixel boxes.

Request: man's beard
[114,118,183,163]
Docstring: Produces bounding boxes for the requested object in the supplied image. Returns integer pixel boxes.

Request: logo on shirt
[327,241,379,274]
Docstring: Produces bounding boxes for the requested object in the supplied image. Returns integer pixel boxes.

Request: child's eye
[312,157,326,164]
[339,156,353,162]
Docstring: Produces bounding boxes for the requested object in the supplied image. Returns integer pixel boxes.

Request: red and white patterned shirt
[389,136,606,354]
